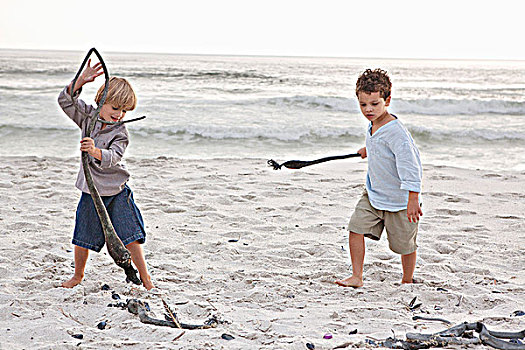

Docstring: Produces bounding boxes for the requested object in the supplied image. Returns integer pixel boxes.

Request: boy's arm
[100,132,128,168]
[100,131,129,168]
[68,59,104,95]
[394,141,422,193]
[80,132,128,168]
[58,59,103,127]
[392,139,423,222]
[57,86,93,127]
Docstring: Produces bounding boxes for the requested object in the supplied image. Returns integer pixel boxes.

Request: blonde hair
[95,77,137,111]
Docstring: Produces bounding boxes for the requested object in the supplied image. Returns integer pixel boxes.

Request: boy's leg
[62,246,89,288]
[384,210,418,284]
[335,232,365,288]
[401,251,417,283]
[126,241,154,290]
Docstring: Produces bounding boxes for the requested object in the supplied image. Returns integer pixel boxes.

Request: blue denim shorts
[73,184,146,252]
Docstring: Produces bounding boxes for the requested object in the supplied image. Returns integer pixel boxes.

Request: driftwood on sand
[70,48,141,285]
[367,321,525,350]
[126,299,218,330]
[406,322,525,350]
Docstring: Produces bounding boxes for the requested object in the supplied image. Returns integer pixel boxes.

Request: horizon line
[1,46,525,63]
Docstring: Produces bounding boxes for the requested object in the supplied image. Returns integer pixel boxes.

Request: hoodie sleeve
[57,86,94,128]
[99,129,129,168]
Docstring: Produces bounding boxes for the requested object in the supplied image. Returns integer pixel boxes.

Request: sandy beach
[0,156,523,349]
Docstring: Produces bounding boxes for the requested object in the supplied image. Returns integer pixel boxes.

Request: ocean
[1,49,524,171]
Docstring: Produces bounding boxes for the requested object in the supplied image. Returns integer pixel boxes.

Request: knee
[349,232,365,241]
[125,241,141,252]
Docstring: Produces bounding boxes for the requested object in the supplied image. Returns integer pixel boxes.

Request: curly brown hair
[355,68,391,100]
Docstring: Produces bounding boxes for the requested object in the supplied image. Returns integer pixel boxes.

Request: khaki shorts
[348,191,418,255]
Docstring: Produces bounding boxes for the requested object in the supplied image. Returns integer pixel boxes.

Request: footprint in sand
[426,191,448,197]
[255,207,275,213]
[229,195,248,203]
[482,173,502,178]
[429,174,457,180]
[225,185,243,190]
[162,206,186,214]
[492,192,525,199]
[495,215,522,220]
[194,204,217,212]
[7,222,39,231]
[444,196,470,203]
[0,182,14,188]
[433,242,457,254]
[434,209,477,216]
[461,225,488,232]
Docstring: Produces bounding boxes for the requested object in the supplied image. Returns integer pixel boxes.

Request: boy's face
[100,104,127,123]
[357,91,390,122]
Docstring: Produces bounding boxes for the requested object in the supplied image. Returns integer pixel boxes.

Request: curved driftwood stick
[267,153,360,170]
[126,299,218,330]
[71,48,141,285]
[405,322,525,350]
[478,323,525,350]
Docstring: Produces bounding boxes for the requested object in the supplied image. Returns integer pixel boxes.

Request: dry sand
[0,156,523,349]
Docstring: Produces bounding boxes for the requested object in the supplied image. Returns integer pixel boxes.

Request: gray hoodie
[58,86,130,196]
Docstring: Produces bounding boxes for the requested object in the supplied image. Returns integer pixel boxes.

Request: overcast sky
[1,0,523,60]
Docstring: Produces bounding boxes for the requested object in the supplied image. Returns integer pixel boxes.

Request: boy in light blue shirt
[336,69,423,288]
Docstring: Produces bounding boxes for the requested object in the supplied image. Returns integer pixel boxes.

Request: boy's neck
[372,111,395,127]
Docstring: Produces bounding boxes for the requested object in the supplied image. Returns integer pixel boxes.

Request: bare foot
[61,276,83,288]
[141,276,155,291]
[402,278,420,284]
[335,276,363,288]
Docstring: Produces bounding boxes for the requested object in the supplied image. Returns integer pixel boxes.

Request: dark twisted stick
[268,153,361,170]
[97,115,146,125]
[412,315,452,325]
[71,48,141,284]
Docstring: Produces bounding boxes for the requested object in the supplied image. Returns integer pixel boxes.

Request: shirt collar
[368,115,399,136]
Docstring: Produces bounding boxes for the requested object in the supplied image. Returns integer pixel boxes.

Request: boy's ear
[385,96,391,107]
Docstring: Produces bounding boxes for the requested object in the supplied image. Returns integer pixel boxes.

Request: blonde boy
[58,60,154,290]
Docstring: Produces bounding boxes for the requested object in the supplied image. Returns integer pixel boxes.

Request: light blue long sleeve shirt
[365,118,422,211]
